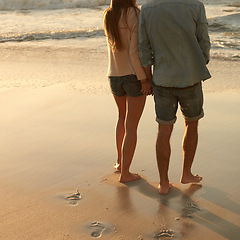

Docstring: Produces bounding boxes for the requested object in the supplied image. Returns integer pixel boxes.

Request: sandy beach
[0,44,240,240]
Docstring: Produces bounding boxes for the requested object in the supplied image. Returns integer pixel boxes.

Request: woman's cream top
[106,7,147,81]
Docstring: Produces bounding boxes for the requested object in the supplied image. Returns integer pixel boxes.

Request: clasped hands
[140,78,153,96]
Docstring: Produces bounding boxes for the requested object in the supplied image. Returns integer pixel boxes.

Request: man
[139,0,211,194]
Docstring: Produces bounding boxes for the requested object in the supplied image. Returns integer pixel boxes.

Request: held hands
[140,78,153,96]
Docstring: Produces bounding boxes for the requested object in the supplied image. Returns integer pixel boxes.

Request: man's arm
[128,9,148,81]
[140,65,153,95]
[196,3,211,64]
[143,66,152,82]
[138,9,153,68]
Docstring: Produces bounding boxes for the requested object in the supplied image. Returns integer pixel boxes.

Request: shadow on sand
[123,178,240,239]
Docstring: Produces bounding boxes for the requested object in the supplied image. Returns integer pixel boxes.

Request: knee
[185,120,198,128]
[185,121,198,134]
[118,112,126,123]
[158,124,173,138]
[126,124,138,134]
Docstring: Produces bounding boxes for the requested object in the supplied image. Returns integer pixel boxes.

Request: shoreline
[1,43,240,93]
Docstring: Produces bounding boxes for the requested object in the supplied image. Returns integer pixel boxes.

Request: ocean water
[0,0,240,61]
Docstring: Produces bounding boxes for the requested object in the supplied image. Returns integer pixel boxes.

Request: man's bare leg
[113,95,127,171]
[120,95,146,183]
[156,124,174,194]
[181,120,202,184]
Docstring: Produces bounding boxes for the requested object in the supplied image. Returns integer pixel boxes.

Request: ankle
[160,179,169,186]
[182,170,192,177]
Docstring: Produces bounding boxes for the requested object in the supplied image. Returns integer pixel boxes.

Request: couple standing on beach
[103,0,211,194]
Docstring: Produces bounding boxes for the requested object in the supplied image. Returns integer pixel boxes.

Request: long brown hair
[103,0,139,51]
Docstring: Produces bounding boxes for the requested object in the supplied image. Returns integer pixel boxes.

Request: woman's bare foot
[181,174,202,184]
[113,163,121,172]
[158,182,173,195]
[119,172,141,183]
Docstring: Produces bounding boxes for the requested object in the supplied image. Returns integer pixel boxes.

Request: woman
[103,0,152,183]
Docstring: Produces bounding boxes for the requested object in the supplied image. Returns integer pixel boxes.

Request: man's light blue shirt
[139,0,211,88]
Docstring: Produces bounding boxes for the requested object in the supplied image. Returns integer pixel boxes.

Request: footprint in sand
[90,222,106,238]
[65,189,82,206]
[154,229,174,239]
[182,202,200,218]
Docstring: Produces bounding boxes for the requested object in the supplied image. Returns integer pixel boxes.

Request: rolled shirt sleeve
[138,10,153,68]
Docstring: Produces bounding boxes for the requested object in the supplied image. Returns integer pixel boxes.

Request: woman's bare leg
[113,95,127,171]
[120,95,146,183]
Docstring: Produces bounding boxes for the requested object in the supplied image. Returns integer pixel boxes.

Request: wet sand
[0,45,240,239]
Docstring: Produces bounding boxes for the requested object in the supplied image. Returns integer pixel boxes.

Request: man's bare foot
[119,172,141,183]
[158,182,173,195]
[181,174,202,184]
[113,163,121,172]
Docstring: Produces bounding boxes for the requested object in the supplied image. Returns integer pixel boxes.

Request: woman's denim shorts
[153,82,204,125]
[109,75,142,97]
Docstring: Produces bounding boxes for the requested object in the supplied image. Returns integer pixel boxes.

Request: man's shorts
[109,75,143,97]
[153,82,204,125]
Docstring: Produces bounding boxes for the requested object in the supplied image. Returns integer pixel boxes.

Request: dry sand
[0,44,240,239]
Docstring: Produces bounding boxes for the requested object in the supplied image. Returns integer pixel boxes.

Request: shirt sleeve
[128,9,147,80]
[196,2,211,64]
[138,9,153,68]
